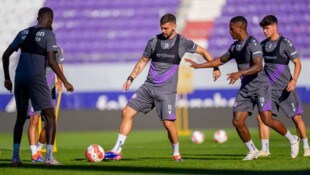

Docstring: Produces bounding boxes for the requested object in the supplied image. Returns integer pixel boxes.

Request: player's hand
[4,79,12,93]
[55,80,63,91]
[184,58,199,69]
[227,72,242,85]
[64,82,74,92]
[213,69,221,81]
[286,79,296,92]
[122,80,132,92]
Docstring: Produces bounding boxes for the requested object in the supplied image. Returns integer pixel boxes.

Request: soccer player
[28,46,65,163]
[2,7,74,166]
[104,13,221,161]
[256,15,309,158]
[185,16,299,160]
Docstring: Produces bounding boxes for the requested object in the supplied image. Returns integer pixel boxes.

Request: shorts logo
[168,105,172,114]
[291,103,296,112]
[259,97,265,107]
[132,93,137,99]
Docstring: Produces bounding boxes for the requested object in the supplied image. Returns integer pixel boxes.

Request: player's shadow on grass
[183,153,242,160]
[0,163,309,175]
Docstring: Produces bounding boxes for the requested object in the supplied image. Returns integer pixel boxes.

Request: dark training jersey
[143,34,197,91]
[222,36,269,90]
[9,25,58,79]
[261,36,299,91]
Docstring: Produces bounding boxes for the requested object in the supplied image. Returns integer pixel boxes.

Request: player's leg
[292,115,310,156]
[256,114,271,157]
[37,125,46,155]
[28,113,44,162]
[12,82,29,166]
[233,111,259,160]
[105,85,153,160]
[104,105,138,160]
[233,90,259,160]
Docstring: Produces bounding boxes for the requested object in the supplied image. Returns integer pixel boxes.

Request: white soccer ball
[191,130,205,144]
[85,144,105,162]
[214,130,228,143]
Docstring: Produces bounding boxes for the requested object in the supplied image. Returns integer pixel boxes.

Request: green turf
[0,128,310,175]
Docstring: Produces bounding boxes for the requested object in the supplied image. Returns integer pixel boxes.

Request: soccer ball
[214,130,228,143]
[85,144,105,162]
[191,130,205,144]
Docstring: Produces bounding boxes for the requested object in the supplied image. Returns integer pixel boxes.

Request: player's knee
[163,120,174,128]
[232,118,243,127]
[292,115,303,123]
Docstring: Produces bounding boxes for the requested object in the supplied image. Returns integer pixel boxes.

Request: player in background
[2,7,74,166]
[28,46,65,163]
[104,13,221,161]
[185,16,299,160]
[256,15,309,158]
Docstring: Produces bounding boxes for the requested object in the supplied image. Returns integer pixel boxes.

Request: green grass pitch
[0,128,310,175]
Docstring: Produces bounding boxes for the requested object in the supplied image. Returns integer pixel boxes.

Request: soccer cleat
[104,151,122,160]
[37,151,44,160]
[32,153,44,162]
[45,159,61,165]
[290,136,300,159]
[12,159,22,167]
[173,155,183,162]
[255,150,270,158]
[242,151,259,160]
[303,148,310,157]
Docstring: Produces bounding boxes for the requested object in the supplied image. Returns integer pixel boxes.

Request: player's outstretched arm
[47,51,74,92]
[226,56,263,85]
[2,47,14,92]
[287,58,301,92]
[122,56,150,92]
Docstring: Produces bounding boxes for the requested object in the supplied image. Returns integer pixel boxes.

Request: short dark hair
[230,16,247,29]
[260,15,278,27]
[38,7,53,18]
[160,13,176,25]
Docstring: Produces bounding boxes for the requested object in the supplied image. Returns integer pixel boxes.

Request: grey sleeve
[221,44,234,60]
[8,32,21,52]
[249,39,263,59]
[56,47,65,64]
[178,36,197,57]
[282,38,299,60]
[143,36,157,58]
[46,31,58,52]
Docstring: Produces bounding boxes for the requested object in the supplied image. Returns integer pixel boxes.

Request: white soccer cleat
[290,135,300,159]
[255,150,271,158]
[45,158,61,166]
[303,148,310,157]
[242,151,259,160]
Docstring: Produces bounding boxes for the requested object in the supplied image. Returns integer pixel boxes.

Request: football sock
[46,144,54,161]
[261,139,269,153]
[13,144,20,160]
[172,142,180,156]
[302,138,309,149]
[284,131,296,142]
[30,145,37,156]
[112,133,127,152]
[37,142,44,151]
[245,140,258,152]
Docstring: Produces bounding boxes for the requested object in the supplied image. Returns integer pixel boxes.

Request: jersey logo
[163,43,169,49]
[36,31,45,37]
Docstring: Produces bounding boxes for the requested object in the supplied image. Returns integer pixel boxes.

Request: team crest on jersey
[163,43,169,49]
